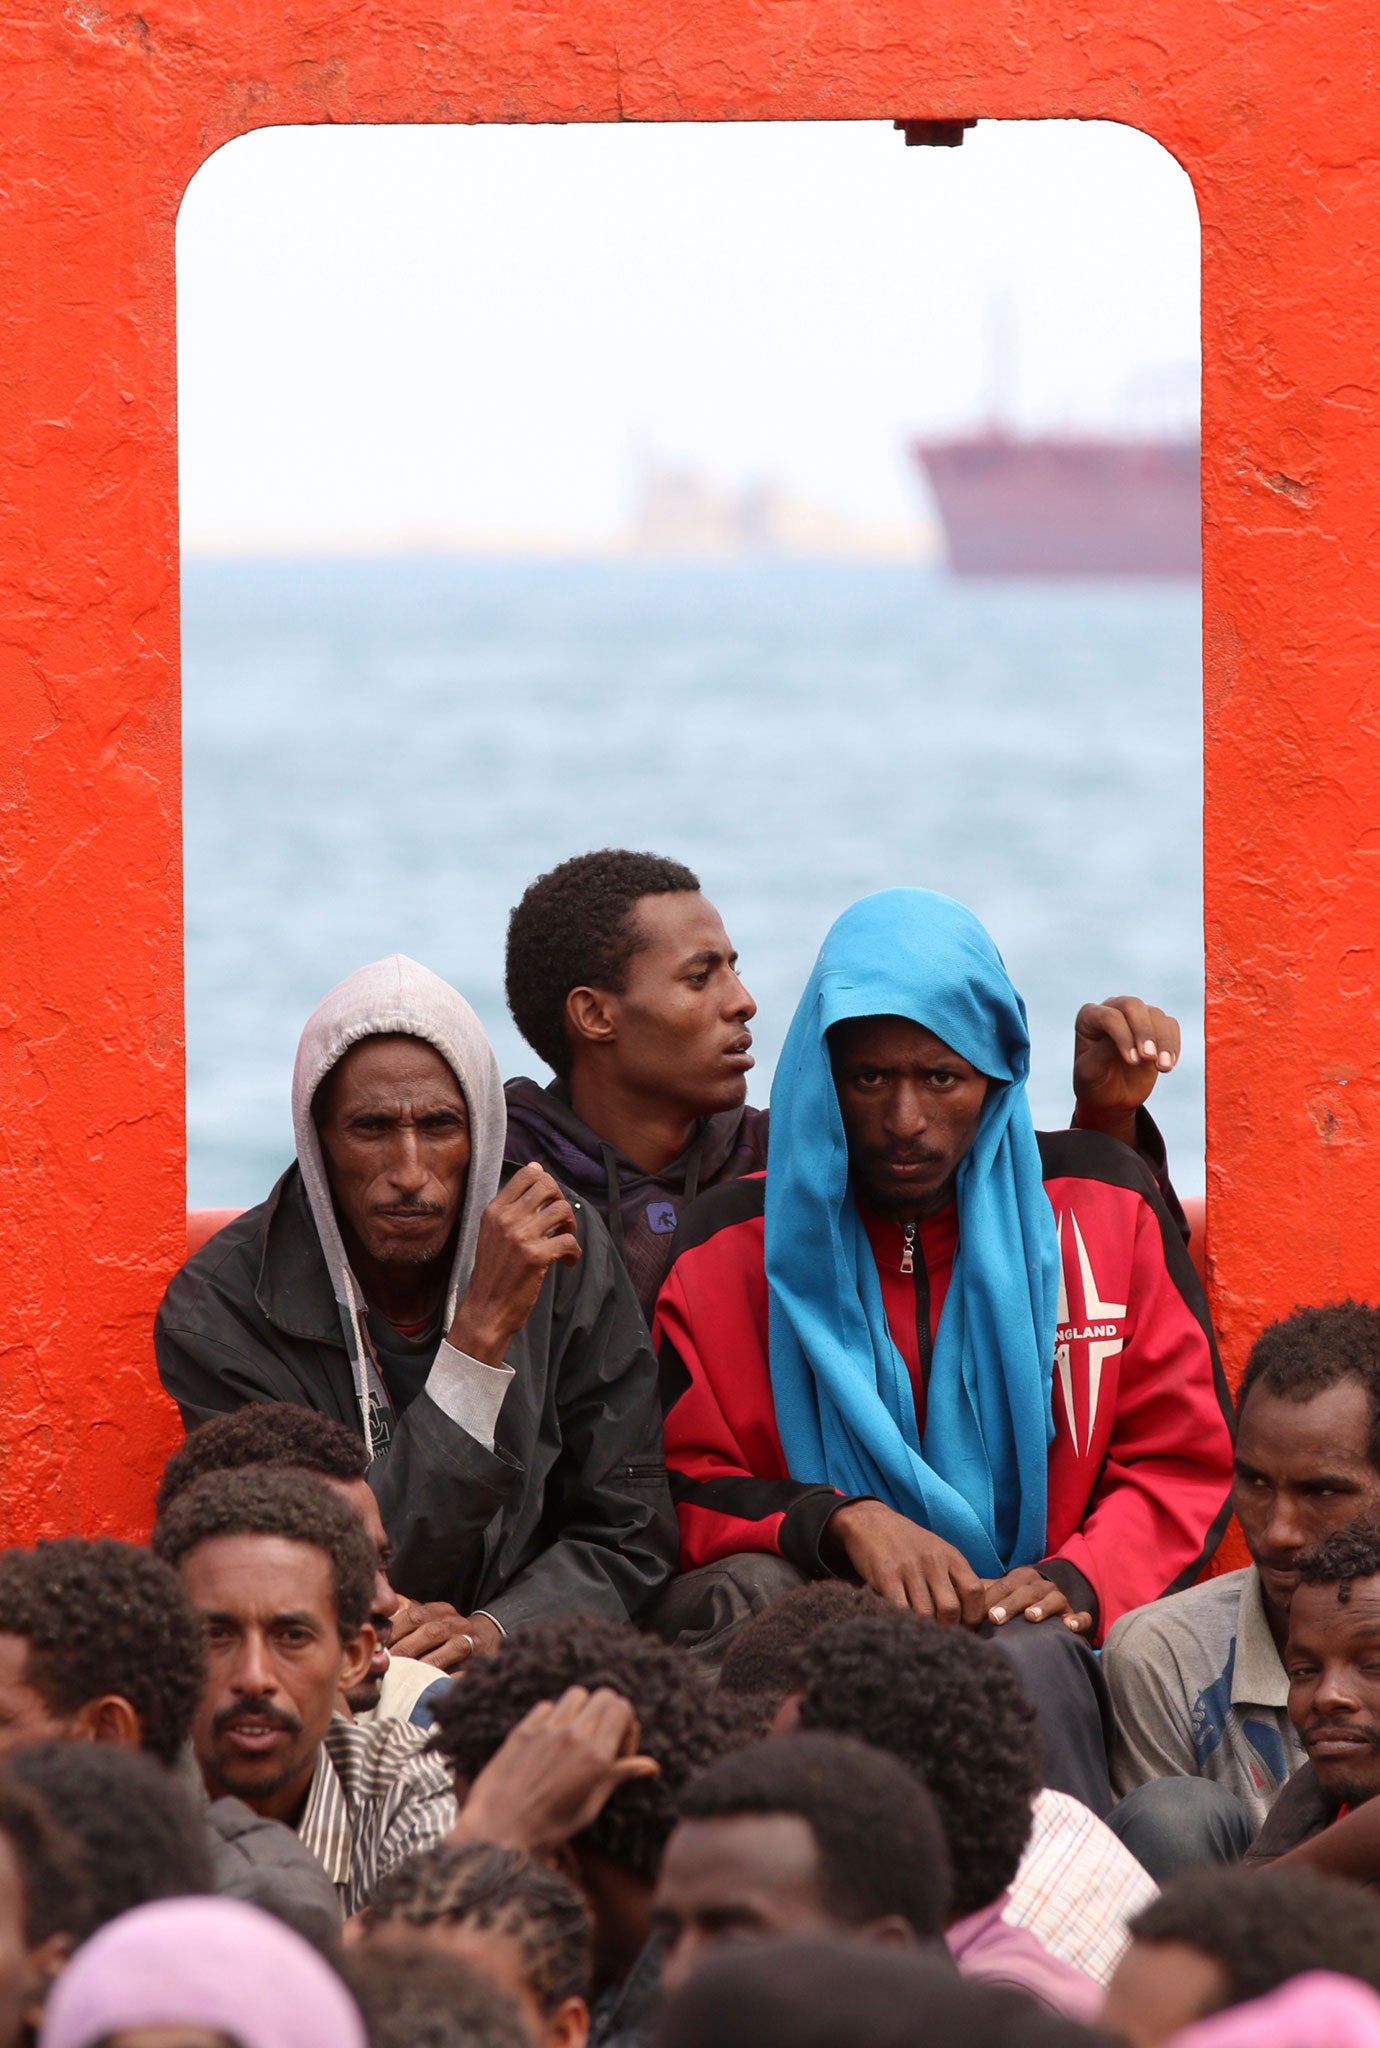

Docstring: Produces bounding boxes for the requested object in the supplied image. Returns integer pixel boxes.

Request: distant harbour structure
[914,430,1201,578]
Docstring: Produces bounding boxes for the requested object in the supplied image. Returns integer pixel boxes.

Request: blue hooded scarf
[764,889,1060,1577]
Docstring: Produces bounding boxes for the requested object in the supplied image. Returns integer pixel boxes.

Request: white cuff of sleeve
[424,1340,514,1452]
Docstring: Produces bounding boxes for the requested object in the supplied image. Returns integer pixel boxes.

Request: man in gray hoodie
[155,955,677,1663]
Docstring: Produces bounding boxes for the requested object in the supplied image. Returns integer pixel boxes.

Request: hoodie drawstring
[683,1130,705,1208]
[340,1267,381,1462]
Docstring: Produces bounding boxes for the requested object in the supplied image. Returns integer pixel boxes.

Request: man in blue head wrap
[655,890,1233,1812]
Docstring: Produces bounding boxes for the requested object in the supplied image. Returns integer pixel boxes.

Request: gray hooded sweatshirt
[156,956,676,1629]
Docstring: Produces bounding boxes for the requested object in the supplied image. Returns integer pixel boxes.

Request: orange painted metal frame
[0,0,1368,1544]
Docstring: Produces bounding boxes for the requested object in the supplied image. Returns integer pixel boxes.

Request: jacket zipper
[901,1221,933,1395]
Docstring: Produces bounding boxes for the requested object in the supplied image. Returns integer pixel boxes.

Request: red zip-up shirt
[655,1128,1233,1641]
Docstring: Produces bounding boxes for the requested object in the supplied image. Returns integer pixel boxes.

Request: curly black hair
[1129,1866,1380,2008]
[1295,1516,1380,1602]
[152,1466,376,1641]
[0,1775,91,1946]
[677,1732,951,1938]
[156,1404,367,1517]
[428,1616,737,1885]
[504,849,700,1077]
[10,1742,211,1938]
[794,1611,1040,1921]
[364,1843,591,2013]
[716,1582,881,1707]
[1238,1301,1380,1465]
[346,1942,530,2048]
[0,1539,206,1766]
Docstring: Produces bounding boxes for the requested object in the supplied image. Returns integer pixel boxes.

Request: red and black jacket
[655,1127,1233,1642]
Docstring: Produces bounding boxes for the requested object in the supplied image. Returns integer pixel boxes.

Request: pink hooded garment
[38,1897,365,2048]
[1168,1972,1380,2048]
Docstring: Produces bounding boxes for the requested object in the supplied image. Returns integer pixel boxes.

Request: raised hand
[1072,995,1181,1148]
[448,1685,659,1856]
[448,1163,581,1366]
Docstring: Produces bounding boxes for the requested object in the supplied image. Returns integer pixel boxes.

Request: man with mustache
[155,955,676,1672]
[657,889,1231,1808]
[154,1402,454,1727]
[1246,1518,1380,1868]
[503,849,1187,1326]
[1104,1302,1380,1876]
[154,1464,457,1918]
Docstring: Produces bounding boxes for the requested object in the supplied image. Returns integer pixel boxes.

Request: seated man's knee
[646,1554,810,1657]
[1108,1777,1255,1882]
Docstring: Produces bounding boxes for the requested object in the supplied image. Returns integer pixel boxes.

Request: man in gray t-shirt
[1106,1562,1302,1824]
[1104,1301,1380,1874]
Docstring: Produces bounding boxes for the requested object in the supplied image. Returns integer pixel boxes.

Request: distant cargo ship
[914,431,1200,578]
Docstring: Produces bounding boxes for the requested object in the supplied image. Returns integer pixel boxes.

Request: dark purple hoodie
[504,1077,769,1324]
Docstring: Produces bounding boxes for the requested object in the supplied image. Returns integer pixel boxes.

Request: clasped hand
[825,1498,1092,1633]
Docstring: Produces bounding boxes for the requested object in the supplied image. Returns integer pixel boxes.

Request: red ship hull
[915,433,1201,577]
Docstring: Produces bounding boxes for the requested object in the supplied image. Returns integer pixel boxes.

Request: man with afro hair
[156,1402,454,1720]
[427,1614,741,2037]
[792,1608,1154,1999]
[1105,1301,1380,1880]
[1101,1865,1380,2046]
[503,850,764,1326]
[0,1539,203,1767]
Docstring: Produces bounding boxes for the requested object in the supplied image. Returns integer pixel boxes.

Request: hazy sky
[177,118,1200,550]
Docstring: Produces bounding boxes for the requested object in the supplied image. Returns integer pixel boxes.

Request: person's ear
[70,1692,142,1748]
[21,1931,72,2032]
[338,1624,377,1696]
[565,987,618,1052]
[541,1996,590,2048]
[769,1692,803,1735]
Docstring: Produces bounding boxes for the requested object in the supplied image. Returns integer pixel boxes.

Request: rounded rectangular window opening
[178,117,1202,1207]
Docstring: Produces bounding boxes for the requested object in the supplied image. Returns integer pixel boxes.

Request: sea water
[183,557,1203,1207]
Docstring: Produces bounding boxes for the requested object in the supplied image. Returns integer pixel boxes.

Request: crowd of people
[6,846,1380,2047]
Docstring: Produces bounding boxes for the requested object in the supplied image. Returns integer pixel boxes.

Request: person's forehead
[1237,1377,1376,1469]
[330,1476,386,1552]
[328,1034,463,1106]
[662,1812,822,1897]
[1290,1573,1380,1643]
[629,891,732,961]
[830,1015,963,1068]
[180,1532,335,1615]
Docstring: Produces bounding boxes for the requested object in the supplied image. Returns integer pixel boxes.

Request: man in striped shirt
[154,1465,456,1919]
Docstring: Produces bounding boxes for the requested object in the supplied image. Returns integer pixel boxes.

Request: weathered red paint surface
[0,0,1370,1542]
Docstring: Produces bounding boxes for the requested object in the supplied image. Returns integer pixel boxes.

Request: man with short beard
[154,1465,456,1917]
[155,955,675,1670]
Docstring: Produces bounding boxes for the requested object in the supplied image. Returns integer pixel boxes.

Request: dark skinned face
[830,1015,989,1220]
[572,893,756,1118]
[1285,1572,1380,1808]
[316,1034,470,1271]
[1232,1380,1380,1630]
[651,1814,843,1996]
